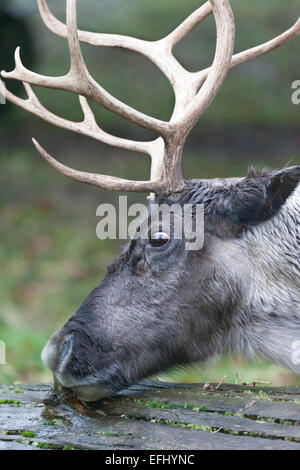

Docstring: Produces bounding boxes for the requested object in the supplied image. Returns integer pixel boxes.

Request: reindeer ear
[212,166,300,229]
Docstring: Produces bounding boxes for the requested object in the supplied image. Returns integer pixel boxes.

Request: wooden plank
[118,389,300,422]
[98,398,300,440]
[0,438,40,451]
[0,382,299,450]
[1,403,300,450]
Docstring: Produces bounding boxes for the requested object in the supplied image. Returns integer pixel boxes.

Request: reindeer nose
[41,330,111,401]
[41,333,74,377]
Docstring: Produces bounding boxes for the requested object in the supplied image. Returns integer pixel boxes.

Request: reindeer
[1,0,300,402]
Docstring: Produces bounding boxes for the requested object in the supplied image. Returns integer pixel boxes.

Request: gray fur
[42,166,300,399]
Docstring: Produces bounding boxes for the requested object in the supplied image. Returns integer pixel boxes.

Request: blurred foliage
[0,0,300,385]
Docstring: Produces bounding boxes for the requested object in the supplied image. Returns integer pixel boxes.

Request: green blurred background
[0,0,299,386]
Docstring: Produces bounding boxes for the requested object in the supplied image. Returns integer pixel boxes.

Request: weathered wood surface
[0,381,300,450]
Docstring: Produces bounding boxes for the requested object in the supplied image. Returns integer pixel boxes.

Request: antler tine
[174,0,235,137]
[143,0,235,192]
[151,0,235,191]
[37,0,213,51]
[64,0,166,136]
[1,1,299,195]
[32,139,162,193]
[0,77,166,192]
[0,0,236,194]
[1,0,170,138]
[36,0,209,115]
[0,78,157,157]
[194,16,300,89]
[37,0,150,52]
[164,2,212,49]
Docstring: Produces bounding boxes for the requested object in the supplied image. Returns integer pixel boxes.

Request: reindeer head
[1,0,299,401]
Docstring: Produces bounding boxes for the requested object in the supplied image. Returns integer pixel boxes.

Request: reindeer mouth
[71,384,112,402]
[52,375,113,404]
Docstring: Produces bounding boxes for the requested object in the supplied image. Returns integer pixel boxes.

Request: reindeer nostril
[57,334,74,373]
[41,331,109,397]
[41,334,74,374]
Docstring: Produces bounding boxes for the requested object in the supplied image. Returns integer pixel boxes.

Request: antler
[1,1,299,195]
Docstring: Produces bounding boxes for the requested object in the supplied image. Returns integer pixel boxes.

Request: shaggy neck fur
[233,185,300,372]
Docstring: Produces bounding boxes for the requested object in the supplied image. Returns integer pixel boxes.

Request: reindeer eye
[150,232,170,248]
